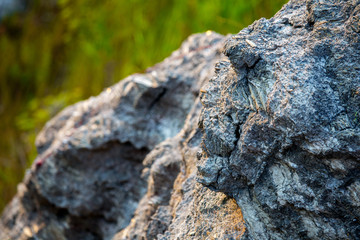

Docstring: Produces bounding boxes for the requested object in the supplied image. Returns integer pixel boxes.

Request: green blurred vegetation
[0,0,287,211]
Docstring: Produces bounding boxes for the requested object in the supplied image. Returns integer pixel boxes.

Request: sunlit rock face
[1,0,360,239]
[1,32,245,240]
[198,0,360,239]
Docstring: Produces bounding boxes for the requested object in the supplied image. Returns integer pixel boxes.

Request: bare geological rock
[0,32,231,240]
[198,0,360,239]
[1,0,360,239]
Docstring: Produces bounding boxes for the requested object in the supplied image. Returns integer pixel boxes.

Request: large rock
[198,0,360,239]
[0,32,240,240]
[1,0,360,239]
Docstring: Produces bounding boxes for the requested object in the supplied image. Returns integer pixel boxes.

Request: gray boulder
[1,0,360,239]
[0,32,230,240]
[198,0,360,239]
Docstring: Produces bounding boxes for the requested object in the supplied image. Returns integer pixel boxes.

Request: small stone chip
[23,227,32,237]
[32,224,40,233]
[245,39,257,48]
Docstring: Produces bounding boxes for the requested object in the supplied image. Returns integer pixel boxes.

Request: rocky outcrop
[198,0,360,239]
[0,32,236,240]
[1,0,360,239]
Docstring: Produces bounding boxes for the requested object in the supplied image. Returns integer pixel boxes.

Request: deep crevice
[148,87,167,110]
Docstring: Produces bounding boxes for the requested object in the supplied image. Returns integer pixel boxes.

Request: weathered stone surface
[0,32,235,239]
[198,0,360,239]
[113,97,245,240]
[1,0,360,239]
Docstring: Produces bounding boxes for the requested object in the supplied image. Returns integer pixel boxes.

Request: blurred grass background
[0,0,287,212]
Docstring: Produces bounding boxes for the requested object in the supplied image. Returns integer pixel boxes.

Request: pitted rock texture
[198,0,360,239]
